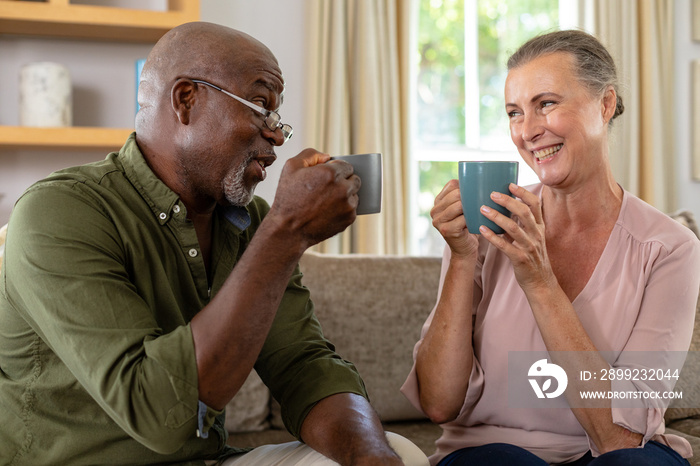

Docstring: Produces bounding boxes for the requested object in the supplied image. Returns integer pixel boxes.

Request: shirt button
[189,249,198,257]
[159,212,167,220]
[173,205,181,214]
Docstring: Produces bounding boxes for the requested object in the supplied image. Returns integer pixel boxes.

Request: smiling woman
[504,51,618,192]
[402,29,700,466]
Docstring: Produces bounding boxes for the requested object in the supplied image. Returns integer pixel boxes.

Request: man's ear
[171,79,196,125]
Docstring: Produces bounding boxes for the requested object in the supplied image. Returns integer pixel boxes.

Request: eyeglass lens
[265,113,292,141]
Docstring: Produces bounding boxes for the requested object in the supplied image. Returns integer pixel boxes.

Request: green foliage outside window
[414,0,559,255]
[417,0,465,145]
[477,0,560,148]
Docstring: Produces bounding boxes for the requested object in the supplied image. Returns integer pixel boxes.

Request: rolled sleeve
[612,238,700,433]
[197,400,224,439]
[254,266,367,440]
[587,236,700,457]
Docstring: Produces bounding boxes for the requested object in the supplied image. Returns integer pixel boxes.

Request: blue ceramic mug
[458,161,519,234]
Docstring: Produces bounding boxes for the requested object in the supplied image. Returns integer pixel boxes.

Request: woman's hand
[477,183,557,293]
[431,180,479,259]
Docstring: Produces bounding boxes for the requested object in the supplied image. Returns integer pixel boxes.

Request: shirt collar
[118,133,180,224]
[118,133,252,231]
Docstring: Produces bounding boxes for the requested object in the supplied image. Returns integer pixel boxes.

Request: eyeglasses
[191,79,293,142]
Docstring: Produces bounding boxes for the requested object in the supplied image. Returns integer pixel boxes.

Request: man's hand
[300,393,404,466]
[269,149,360,249]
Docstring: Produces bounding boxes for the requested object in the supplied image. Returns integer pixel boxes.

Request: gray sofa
[224,211,700,464]
[1,216,700,462]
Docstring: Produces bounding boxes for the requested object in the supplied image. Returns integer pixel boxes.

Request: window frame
[408,0,583,255]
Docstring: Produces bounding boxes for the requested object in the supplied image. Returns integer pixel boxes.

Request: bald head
[135,22,281,136]
[132,22,286,212]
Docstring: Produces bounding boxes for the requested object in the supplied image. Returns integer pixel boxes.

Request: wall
[675,0,700,221]
[0,37,153,224]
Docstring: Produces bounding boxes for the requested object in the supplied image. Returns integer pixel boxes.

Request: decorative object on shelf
[135,58,146,113]
[0,0,199,152]
[19,61,72,127]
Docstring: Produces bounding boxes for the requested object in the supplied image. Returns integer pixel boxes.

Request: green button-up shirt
[0,134,366,465]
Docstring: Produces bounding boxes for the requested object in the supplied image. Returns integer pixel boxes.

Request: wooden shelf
[0,126,133,151]
[0,0,199,42]
[0,0,198,152]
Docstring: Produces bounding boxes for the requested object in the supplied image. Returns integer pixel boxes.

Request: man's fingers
[289,148,331,168]
[326,159,357,181]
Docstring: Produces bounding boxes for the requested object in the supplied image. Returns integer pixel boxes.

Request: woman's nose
[521,113,544,142]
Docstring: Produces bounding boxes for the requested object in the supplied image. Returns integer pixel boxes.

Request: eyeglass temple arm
[191,79,269,116]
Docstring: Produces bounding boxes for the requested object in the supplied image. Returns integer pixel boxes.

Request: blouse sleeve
[593,235,700,455]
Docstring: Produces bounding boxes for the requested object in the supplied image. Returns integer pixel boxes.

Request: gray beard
[224,154,256,207]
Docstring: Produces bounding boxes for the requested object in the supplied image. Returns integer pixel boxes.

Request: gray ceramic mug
[330,153,383,215]
[458,161,519,234]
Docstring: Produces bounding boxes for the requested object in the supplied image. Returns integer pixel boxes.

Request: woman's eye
[541,101,555,108]
[507,110,521,118]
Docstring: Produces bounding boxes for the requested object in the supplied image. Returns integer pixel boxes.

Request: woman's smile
[533,143,563,162]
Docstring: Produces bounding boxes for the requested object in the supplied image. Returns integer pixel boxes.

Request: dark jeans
[438,441,690,466]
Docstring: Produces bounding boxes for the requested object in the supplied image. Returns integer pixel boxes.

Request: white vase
[19,62,72,127]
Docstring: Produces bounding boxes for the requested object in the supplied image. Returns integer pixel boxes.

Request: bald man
[0,22,427,466]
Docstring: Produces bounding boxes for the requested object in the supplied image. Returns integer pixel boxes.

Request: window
[409,0,579,256]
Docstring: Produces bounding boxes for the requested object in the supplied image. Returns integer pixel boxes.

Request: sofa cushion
[665,424,700,466]
[297,251,442,422]
[224,370,271,433]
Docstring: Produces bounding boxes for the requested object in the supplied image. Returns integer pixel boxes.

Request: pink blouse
[401,186,700,464]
